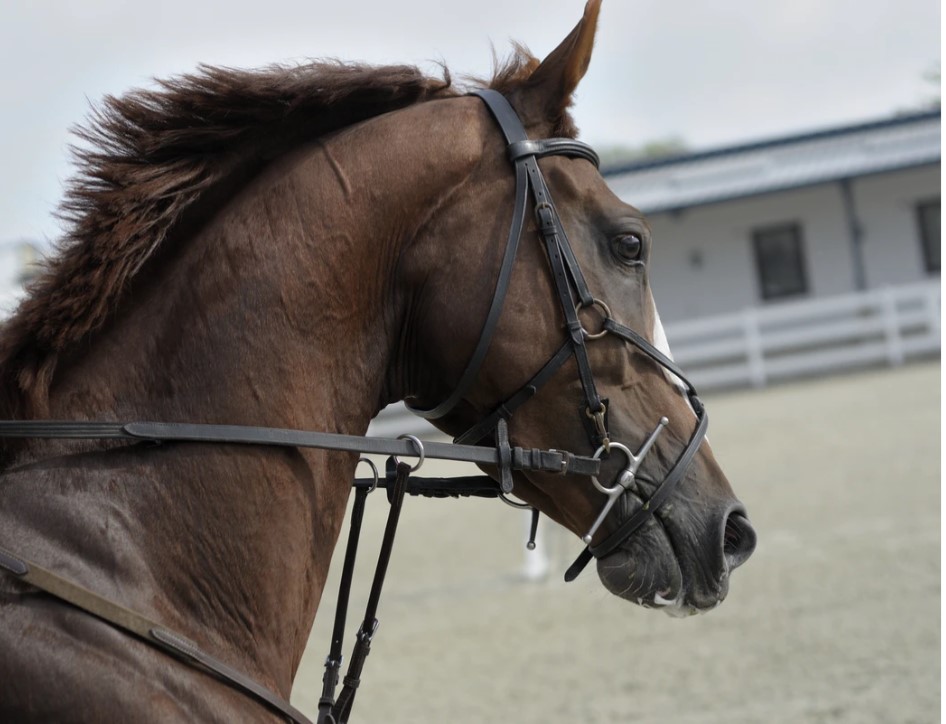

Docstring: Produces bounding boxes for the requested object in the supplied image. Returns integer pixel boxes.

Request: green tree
[596,136,689,168]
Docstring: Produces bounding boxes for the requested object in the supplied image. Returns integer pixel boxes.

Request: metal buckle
[584,402,610,451]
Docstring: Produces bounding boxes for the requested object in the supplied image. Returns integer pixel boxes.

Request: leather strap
[0,546,311,724]
[317,486,369,724]
[405,159,529,420]
[0,420,599,478]
[508,138,600,167]
[331,461,410,724]
[409,89,602,432]
[454,340,572,446]
[354,474,502,500]
[467,89,605,447]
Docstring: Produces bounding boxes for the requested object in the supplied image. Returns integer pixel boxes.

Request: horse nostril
[722,511,757,571]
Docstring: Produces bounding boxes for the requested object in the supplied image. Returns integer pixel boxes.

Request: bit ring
[590,442,634,494]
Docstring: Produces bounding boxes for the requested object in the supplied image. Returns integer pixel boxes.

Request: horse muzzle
[596,497,756,615]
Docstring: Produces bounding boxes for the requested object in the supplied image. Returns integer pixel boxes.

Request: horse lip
[595,495,754,614]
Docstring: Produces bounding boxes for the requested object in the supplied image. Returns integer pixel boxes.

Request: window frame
[915,197,941,274]
[751,222,810,302]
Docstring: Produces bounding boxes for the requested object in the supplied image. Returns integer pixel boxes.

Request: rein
[0,89,709,722]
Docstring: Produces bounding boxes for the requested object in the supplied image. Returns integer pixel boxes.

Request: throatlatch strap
[0,547,311,724]
[406,160,530,420]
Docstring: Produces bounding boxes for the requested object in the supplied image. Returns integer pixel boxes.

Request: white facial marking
[649,297,698,419]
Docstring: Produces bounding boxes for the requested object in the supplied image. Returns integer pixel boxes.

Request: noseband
[409,89,709,581]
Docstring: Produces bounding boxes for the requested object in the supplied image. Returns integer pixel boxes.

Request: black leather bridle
[409,89,709,581]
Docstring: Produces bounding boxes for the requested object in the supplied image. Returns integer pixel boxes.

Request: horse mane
[0,47,557,419]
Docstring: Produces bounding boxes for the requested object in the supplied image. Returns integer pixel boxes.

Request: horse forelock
[0,46,571,421]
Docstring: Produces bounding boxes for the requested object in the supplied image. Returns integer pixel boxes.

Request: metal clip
[357,618,380,644]
[586,403,610,452]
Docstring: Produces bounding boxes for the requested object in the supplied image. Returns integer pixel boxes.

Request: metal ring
[497,491,532,510]
[575,298,612,340]
[356,458,380,494]
[590,441,633,495]
[394,434,425,472]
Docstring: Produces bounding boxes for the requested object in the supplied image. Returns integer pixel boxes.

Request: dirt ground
[291,361,941,723]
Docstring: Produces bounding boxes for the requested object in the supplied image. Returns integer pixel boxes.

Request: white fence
[665,280,941,391]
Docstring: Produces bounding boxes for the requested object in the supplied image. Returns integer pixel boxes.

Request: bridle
[0,89,709,722]
[410,89,709,581]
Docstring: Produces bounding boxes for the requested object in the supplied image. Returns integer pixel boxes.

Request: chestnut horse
[0,2,754,720]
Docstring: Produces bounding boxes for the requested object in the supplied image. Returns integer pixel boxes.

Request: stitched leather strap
[409,89,602,430]
[508,138,600,167]
[317,485,369,724]
[454,340,573,446]
[0,420,599,478]
[331,461,410,724]
[405,159,529,420]
[0,546,311,724]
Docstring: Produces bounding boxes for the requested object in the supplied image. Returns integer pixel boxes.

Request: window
[916,198,940,273]
[751,223,809,301]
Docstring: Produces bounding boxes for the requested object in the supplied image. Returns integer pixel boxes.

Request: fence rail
[664,280,941,391]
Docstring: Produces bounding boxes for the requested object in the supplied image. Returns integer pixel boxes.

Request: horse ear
[514,0,602,131]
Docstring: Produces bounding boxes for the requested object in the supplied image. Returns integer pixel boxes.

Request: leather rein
[0,89,708,723]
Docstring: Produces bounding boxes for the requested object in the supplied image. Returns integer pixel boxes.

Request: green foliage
[596,137,689,168]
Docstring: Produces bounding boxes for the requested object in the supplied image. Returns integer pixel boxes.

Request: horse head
[399,0,756,614]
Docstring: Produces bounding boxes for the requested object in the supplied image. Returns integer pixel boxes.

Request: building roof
[603,109,941,214]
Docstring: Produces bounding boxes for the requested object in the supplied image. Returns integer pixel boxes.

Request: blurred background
[0,1,940,722]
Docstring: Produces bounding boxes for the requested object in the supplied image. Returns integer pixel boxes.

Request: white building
[605,109,940,323]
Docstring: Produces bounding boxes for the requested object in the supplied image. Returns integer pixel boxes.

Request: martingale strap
[318,460,411,724]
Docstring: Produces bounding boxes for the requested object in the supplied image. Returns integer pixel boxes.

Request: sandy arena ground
[291,361,940,723]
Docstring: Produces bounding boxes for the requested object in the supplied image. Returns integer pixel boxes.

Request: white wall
[639,166,940,323]
[855,165,940,286]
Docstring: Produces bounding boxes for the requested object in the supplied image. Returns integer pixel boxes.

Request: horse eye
[611,233,643,263]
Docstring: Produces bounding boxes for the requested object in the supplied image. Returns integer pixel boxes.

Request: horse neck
[23,118,453,691]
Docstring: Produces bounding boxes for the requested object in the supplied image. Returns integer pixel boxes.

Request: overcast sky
[0,0,939,246]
